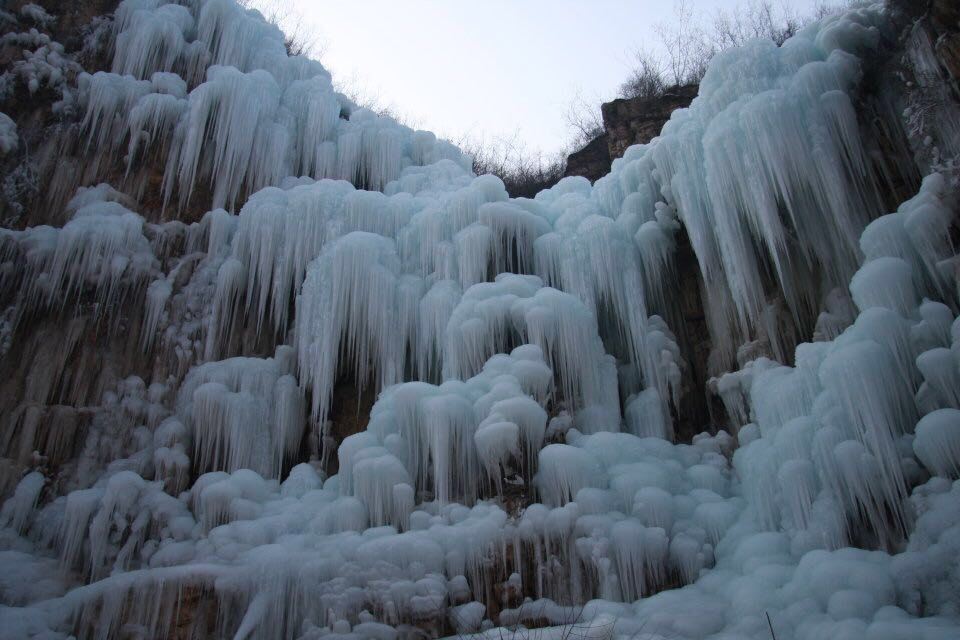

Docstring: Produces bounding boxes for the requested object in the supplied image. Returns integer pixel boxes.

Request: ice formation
[0,112,16,154]
[1,1,960,639]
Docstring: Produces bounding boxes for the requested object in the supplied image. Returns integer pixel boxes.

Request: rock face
[564,85,697,181]
[562,132,609,183]
[888,0,960,88]
[601,84,698,159]
[930,0,960,85]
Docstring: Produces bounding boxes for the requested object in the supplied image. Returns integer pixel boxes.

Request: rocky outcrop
[564,85,697,181]
[563,132,609,183]
[888,0,960,89]
[601,84,698,158]
[929,0,960,86]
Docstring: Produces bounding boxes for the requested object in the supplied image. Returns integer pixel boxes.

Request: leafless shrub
[459,132,567,198]
[619,48,667,101]
[619,0,855,100]
[241,0,325,59]
[332,70,422,129]
[563,90,605,149]
[711,0,802,49]
[654,0,713,88]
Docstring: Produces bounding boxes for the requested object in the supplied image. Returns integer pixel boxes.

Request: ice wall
[0,1,959,639]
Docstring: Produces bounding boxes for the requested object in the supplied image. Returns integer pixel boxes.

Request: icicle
[819,339,917,537]
[283,76,342,178]
[474,419,520,490]
[624,388,673,440]
[112,3,193,79]
[5,4,960,639]
[536,444,602,507]
[610,520,670,599]
[179,346,304,478]
[125,82,187,171]
[454,224,493,289]
[912,409,960,478]
[0,111,18,154]
[141,277,171,351]
[0,472,44,534]
[444,275,620,421]
[477,202,550,275]
[78,71,153,172]
[296,232,402,425]
[916,347,960,409]
[849,257,919,316]
[417,279,461,381]
[351,447,413,528]
[163,65,287,211]
[345,346,551,506]
[59,488,104,571]
[5,191,158,322]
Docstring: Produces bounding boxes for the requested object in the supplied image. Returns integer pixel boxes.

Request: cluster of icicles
[1,1,960,639]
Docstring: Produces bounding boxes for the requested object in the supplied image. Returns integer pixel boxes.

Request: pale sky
[267,1,827,156]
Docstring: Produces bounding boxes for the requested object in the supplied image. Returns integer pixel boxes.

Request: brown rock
[564,132,610,183]
[601,84,698,159]
[564,85,697,183]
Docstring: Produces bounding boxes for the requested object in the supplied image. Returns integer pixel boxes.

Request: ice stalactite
[0,111,18,154]
[0,472,44,535]
[721,174,958,554]
[78,72,154,173]
[913,409,960,478]
[178,346,304,478]
[3,1,960,639]
[295,232,404,426]
[71,0,473,217]
[140,277,172,352]
[443,275,622,426]
[112,3,195,80]
[533,205,683,413]
[585,8,907,369]
[0,27,82,110]
[0,187,158,325]
[624,388,673,440]
[346,346,551,511]
[215,180,357,341]
[163,65,290,212]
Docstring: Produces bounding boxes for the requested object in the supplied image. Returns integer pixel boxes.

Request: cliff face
[564,85,697,182]
[906,0,960,84]
[600,84,698,159]
[562,132,609,183]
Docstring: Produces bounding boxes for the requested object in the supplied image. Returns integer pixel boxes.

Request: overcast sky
[266,1,827,156]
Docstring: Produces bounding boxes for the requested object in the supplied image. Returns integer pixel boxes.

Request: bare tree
[241,0,326,59]
[620,0,857,95]
[654,0,714,87]
[459,132,567,198]
[563,89,605,148]
[332,69,422,127]
[618,48,667,100]
[811,0,861,21]
[711,0,802,49]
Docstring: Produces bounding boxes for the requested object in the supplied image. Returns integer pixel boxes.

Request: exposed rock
[670,228,715,442]
[564,85,697,181]
[602,84,698,158]
[563,132,609,183]
[931,0,960,85]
